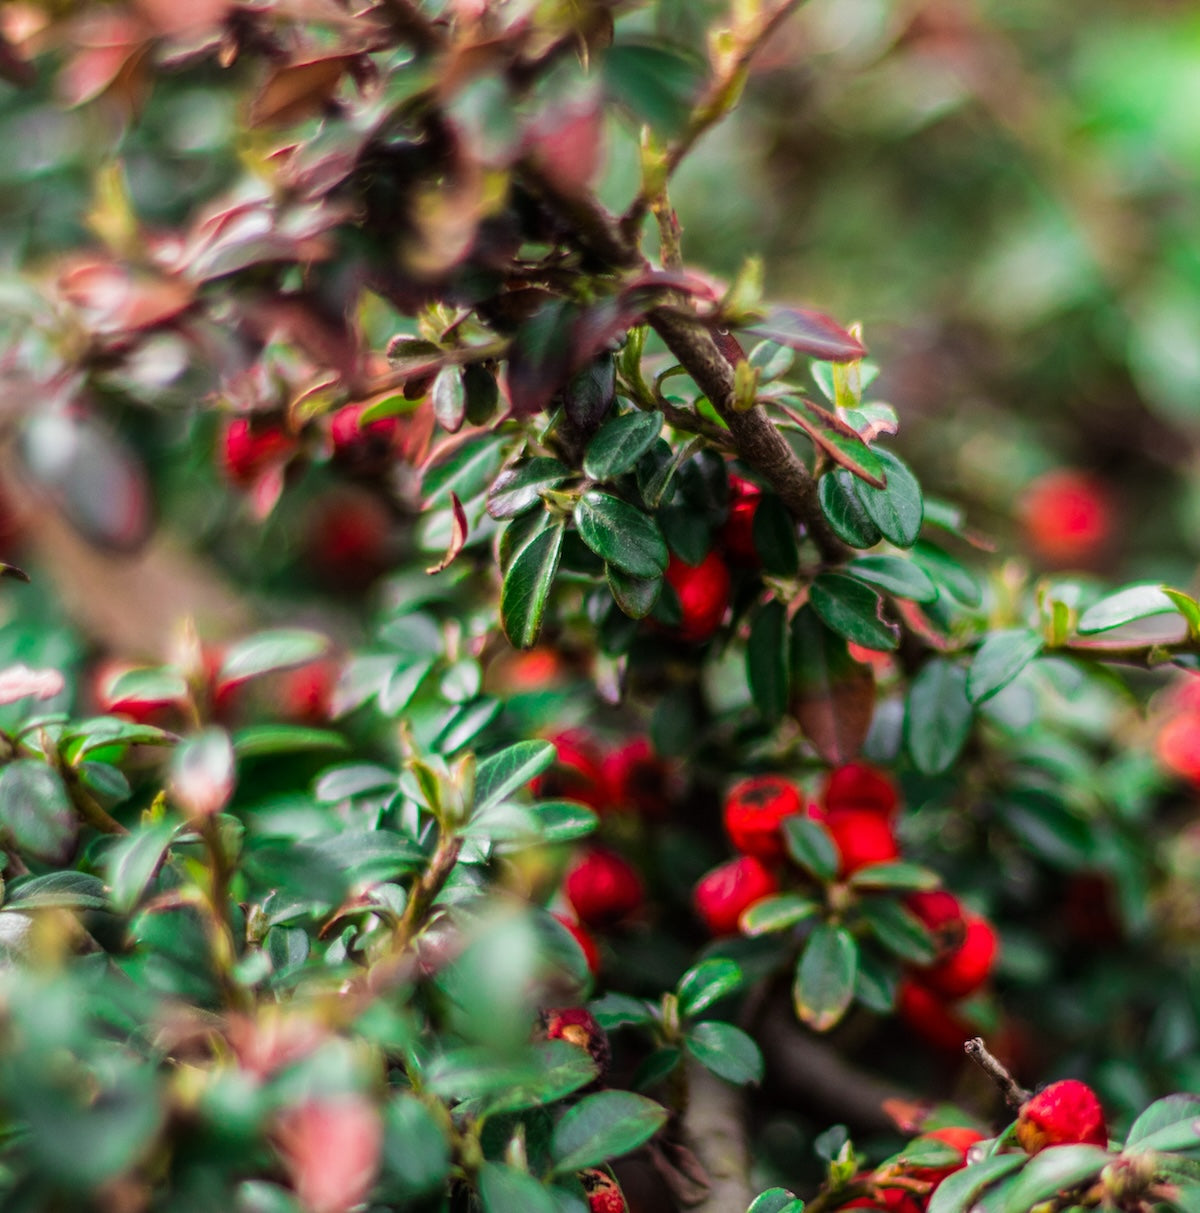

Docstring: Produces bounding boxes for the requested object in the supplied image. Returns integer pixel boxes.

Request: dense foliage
[0,3,1198,1213]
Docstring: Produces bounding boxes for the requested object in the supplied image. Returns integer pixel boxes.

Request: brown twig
[965,1037,1031,1110]
[679,1059,755,1213]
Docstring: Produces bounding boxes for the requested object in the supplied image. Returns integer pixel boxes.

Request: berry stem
[965,1037,1032,1109]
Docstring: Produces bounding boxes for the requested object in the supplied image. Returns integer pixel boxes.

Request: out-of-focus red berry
[276,659,338,724]
[693,855,779,937]
[304,489,392,592]
[825,808,900,876]
[919,914,998,1000]
[723,774,806,862]
[531,729,608,811]
[909,1126,987,1186]
[906,890,968,958]
[329,402,400,474]
[601,737,672,817]
[552,912,601,976]
[841,1184,924,1213]
[564,848,643,928]
[896,979,975,1054]
[1016,1079,1108,1153]
[220,417,294,487]
[721,475,762,565]
[664,551,731,643]
[823,762,899,817]
[1021,469,1112,565]
[1157,712,1200,783]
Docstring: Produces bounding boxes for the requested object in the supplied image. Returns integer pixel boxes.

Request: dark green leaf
[464,363,500,425]
[1077,584,1178,634]
[659,504,712,567]
[423,436,506,506]
[550,1090,669,1173]
[475,740,557,812]
[854,449,923,548]
[485,1041,601,1115]
[685,1021,764,1085]
[435,696,502,754]
[104,820,178,912]
[633,1047,683,1091]
[1123,1114,1200,1156]
[793,923,858,1031]
[858,897,937,964]
[480,1163,558,1213]
[753,495,801,577]
[603,41,706,137]
[233,725,348,758]
[529,800,600,843]
[848,862,940,891]
[747,600,789,724]
[740,894,820,936]
[783,816,839,882]
[999,1146,1109,1213]
[845,555,938,604]
[589,993,655,1029]
[906,658,973,776]
[314,763,397,803]
[379,659,434,717]
[819,470,883,549]
[506,300,576,417]
[77,760,131,808]
[382,1094,452,1198]
[317,829,426,881]
[575,491,668,578]
[911,541,983,607]
[0,760,78,864]
[777,397,886,486]
[487,458,571,520]
[502,523,565,648]
[607,565,662,619]
[220,629,329,683]
[677,958,744,1018]
[927,1154,1026,1213]
[810,572,899,652]
[747,1188,804,1213]
[967,630,1044,705]
[584,410,663,481]
[5,871,107,910]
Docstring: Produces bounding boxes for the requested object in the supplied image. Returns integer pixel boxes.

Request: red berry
[276,659,337,724]
[721,475,762,564]
[919,914,998,1000]
[823,762,899,817]
[1016,1079,1108,1153]
[304,489,392,591]
[906,890,968,958]
[601,737,672,817]
[564,848,643,928]
[693,855,779,936]
[578,1169,627,1213]
[220,416,293,486]
[896,978,974,1054]
[1157,712,1200,783]
[531,730,608,812]
[1021,470,1112,566]
[329,402,400,474]
[842,1185,923,1213]
[552,912,601,976]
[664,551,731,643]
[723,775,806,862]
[539,1007,610,1077]
[909,1126,986,1186]
[825,808,899,876]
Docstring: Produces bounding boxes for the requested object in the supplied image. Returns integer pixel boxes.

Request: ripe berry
[329,402,400,475]
[919,914,998,1000]
[531,730,608,812]
[276,659,337,724]
[1016,1079,1108,1153]
[552,912,601,976]
[1022,469,1112,566]
[823,762,899,818]
[909,1126,986,1186]
[220,416,293,487]
[602,737,672,817]
[304,489,392,591]
[578,1169,627,1213]
[1156,712,1200,783]
[539,1007,611,1078]
[564,848,643,928]
[693,855,779,937]
[664,551,731,643]
[723,774,805,862]
[721,474,762,564]
[896,978,974,1054]
[825,808,899,876]
[842,1185,923,1213]
[906,890,968,959]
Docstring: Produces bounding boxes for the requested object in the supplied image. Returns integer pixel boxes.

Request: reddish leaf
[776,398,886,488]
[58,13,150,109]
[0,665,63,706]
[525,87,606,196]
[249,54,359,129]
[790,605,875,764]
[131,0,232,38]
[274,1096,383,1213]
[426,493,469,574]
[741,306,866,362]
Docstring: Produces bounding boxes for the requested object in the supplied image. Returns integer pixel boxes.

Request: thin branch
[679,1059,755,1213]
[965,1037,1031,1110]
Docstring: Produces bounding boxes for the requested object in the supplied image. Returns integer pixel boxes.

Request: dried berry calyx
[1016,1079,1108,1153]
[538,1007,611,1079]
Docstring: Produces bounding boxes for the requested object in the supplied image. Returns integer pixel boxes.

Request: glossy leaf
[747,1188,805,1213]
[104,820,179,912]
[967,629,1044,705]
[809,572,900,652]
[487,458,571,520]
[853,448,922,548]
[677,958,744,1018]
[0,760,78,864]
[1077,584,1178,634]
[777,397,885,486]
[603,41,706,137]
[927,1154,1026,1213]
[501,523,565,648]
[845,555,938,604]
[475,740,557,813]
[480,1163,558,1213]
[911,541,983,607]
[999,1146,1109,1213]
[607,565,662,619]
[685,1021,764,1085]
[747,600,789,724]
[584,410,663,481]
[794,923,858,1031]
[740,894,820,936]
[550,1090,669,1173]
[575,491,668,578]
[752,495,801,577]
[1126,1095,1200,1149]
[858,897,937,964]
[742,307,866,361]
[906,658,973,776]
[848,861,940,891]
[819,470,883,549]
[5,871,107,910]
[220,629,329,684]
[783,816,839,882]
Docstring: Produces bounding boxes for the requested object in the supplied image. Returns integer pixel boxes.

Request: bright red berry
[601,737,672,817]
[919,914,998,1000]
[1016,1079,1108,1153]
[220,416,294,486]
[721,475,762,565]
[1157,712,1200,783]
[896,978,974,1054]
[909,1126,987,1186]
[842,1184,923,1213]
[276,659,338,724]
[906,890,968,959]
[823,762,899,817]
[564,848,643,928]
[693,855,779,937]
[531,730,608,811]
[723,774,806,862]
[664,551,731,643]
[552,912,601,976]
[578,1169,627,1213]
[329,402,400,474]
[1021,469,1112,566]
[539,1007,610,1077]
[825,808,900,876]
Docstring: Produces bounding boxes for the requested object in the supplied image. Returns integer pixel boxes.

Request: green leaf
[633,1047,682,1091]
[747,600,789,725]
[219,628,329,683]
[747,1188,804,1213]
[584,410,663,481]
[603,40,706,137]
[793,923,858,1031]
[607,565,662,619]
[999,1146,1109,1213]
[575,491,668,578]
[233,725,348,758]
[317,829,426,881]
[485,1040,601,1115]
[906,658,973,776]
[911,541,983,607]
[845,555,938,604]
[1126,1095,1200,1150]
[529,800,600,843]
[589,993,655,1029]
[550,1090,669,1173]
[777,397,886,486]
[1164,588,1200,640]
[927,1154,1026,1213]
[480,1163,558,1213]
[809,573,900,651]
[105,666,186,705]
[502,523,565,648]
[848,862,940,891]
[1123,1116,1200,1155]
[475,740,557,812]
[783,816,839,882]
[967,629,1044,705]
[5,871,107,910]
[685,1021,764,1085]
[423,435,505,506]
[382,1094,453,1198]
[487,458,571,520]
[1077,584,1178,634]
[819,469,883,549]
[314,763,397,802]
[379,658,435,717]
[858,897,937,963]
[740,894,820,936]
[431,365,466,432]
[104,820,178,912]
[677,958,744,1018]
[853,449,923,548]
[752,495,801,578]
[0,760,78,864]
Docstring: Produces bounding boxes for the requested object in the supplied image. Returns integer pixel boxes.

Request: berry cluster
[839,1125,986,1213]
